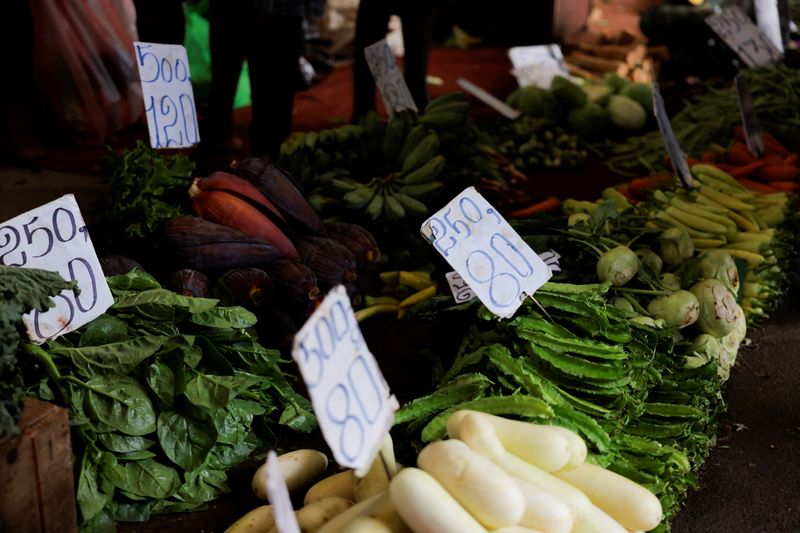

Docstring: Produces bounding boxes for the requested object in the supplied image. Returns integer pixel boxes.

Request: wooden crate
[0,399,77,533]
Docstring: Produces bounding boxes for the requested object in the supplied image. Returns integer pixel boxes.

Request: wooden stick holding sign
[651,81,693,189]
[456,78,520,120]
[735,74,765,158]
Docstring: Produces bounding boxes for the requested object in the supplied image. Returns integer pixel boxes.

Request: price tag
[652,81,693,189]
[456,79,520,120]
[265,451,300,533]
[292,286,398,474]
[134,42,200,149]
[754,0,784,52]
[705,6,782,67]
[364,39,418,116]
[508,45,570,89]
[735,74,765,158]
[0,195,113,343]
[445,271,476,304]
[445,250,560,304]
[420,187,551,319]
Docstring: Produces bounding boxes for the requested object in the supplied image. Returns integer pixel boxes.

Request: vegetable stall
[2,9,800,533]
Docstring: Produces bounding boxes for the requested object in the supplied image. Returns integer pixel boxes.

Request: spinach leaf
[184,373,259,409]
[117,449,157,461]
[190,306,257,329]
[212,399,258,444]
[79,314,129,346]
[77,454,111,523]
[279,401,317,433]
[219,341,282,374]
[106,458,181,499]
[97,433,155,454]
[157,409,217,471]
[113,501,152,522]
[52,336,166,378]
[173,468,229,504]
[113,289,218,318]
[146,360,175,407]
[107,270,163,293]
[84,375,157,435]
[194,335,235,375]
[208,436,261,469]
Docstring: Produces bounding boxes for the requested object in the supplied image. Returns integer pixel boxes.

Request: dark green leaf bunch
[25,270,315,530]
[102,141,195,242]
[0,266,75,438]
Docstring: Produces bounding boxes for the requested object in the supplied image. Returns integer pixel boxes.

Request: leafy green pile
[24,270,315,530]
[394,282,724,528]
[102,141,194,242]
[0,266,75,438]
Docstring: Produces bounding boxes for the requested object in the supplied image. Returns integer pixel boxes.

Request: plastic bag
[29,0,142,143]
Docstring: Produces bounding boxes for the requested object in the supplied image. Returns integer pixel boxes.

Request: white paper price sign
[754,0,784,52]
[421,187,552,318]
[292,286,398,473]
[134,41,200,149]
[508,45,570,89]
[364,39,418,116]
[705,7,782,67]
[265,451,300,533]
[0,195,113,343]
[445,250,560,304]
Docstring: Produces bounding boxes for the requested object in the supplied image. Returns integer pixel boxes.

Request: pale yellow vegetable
[354,435,396,502]
[547,426,587,470]
[490,527,546,533]
[341,517,393,533]
[555,463,662,531]
[253,449,329,501]
[417,439,524,529]
[448,410,573,472]
[224,505,274,533]
[570,505,627,533]
[512,477,573,533]
[317,492,411,533]
[457,413,591,523]
[389,468,487,533]
[266,497,353,533]
[305,470,356,505]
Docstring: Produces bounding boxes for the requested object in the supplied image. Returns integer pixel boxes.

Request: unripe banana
[400,181,444,198]
[305,130,319,150]
[343,184,376,209]
[397,125,430,165]
[382,113,409,162]
[395,193,429,217]
[400,155,445,185]
[419,111,466,129]
[384,194,406,221]
[402,132,440,174]
[424,92,467,112]
[365,189,385,220]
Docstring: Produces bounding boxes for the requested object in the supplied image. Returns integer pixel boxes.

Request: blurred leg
[247,13,304,157]
[400,2,436,111]
[207,0,247,144]
[132,0,185,45]
[352,0,392,119]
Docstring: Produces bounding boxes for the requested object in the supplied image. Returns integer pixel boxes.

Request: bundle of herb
[0,265,75,438]
[23,270,315,530]
[102,141,195,243]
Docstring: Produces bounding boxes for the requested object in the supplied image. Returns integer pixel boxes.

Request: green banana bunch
[399,154,445,185]
[401,131,441,174]
[419,92,470,129]
[382,110,413,162]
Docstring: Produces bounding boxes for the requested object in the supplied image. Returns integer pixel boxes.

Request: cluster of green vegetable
[22,270,315,531]
[506,74,654,142]
[393,281,724,527]
[491,115,587,172]
[0,266,75,438]
[606,65,800,175]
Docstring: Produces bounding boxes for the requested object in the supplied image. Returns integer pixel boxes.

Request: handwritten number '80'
[465,233,534,308]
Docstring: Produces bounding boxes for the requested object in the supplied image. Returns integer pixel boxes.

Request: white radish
[457,413,592,523]
[547,426,588,470]
[449,410,574,472]
[253,449,329,501]
[512,477,573,533]
[555,463,663,531]
[305,470,356,505]
[570,505,628,533]
[389,468,487,533]
[417,439,525,529]
[224,505,274,533]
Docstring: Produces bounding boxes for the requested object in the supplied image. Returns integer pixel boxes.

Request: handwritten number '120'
[145,94,199,148]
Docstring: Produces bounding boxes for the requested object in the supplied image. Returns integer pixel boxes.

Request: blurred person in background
[352,0,438,120]
[132,0,186,44]
[205,0,326,157]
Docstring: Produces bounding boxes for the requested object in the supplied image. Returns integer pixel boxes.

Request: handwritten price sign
[134,42,200,149]
[421,187,551,318]
[705,6,782,67]
[364,39,418,116]
[508,45,570,89]
[0,195,113,343]
[292,286,398,473]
